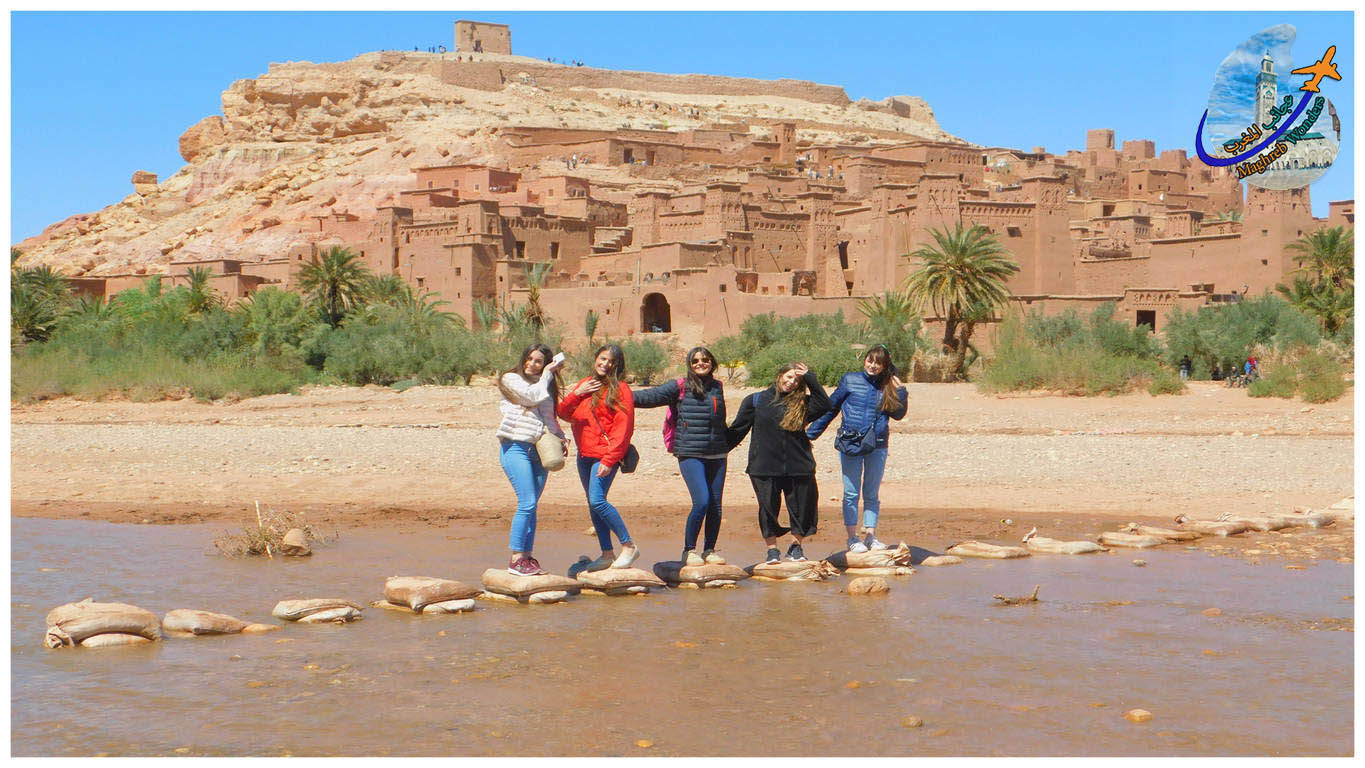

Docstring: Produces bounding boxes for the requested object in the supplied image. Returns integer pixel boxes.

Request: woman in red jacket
[558,344,639,570]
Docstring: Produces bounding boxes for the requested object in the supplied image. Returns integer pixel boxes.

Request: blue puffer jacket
[806,371,908,452]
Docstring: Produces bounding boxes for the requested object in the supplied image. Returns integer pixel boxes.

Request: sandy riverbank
[10,381,1354,563]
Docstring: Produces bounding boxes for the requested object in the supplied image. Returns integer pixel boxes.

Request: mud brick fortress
[69,21,1354,346]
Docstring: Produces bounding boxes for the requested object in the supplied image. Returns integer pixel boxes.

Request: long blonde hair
[589,344,626,411]
[774,363,809,431]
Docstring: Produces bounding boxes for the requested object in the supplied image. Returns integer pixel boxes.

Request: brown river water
[11,517,1353,756]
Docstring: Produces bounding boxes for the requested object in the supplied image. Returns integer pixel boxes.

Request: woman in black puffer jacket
[633,346,732,566]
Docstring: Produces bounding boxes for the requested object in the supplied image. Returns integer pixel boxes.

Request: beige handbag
[534,426,565,471]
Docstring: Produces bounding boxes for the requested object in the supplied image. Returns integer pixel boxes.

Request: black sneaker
[765,547,781,564]
[786,542,807,562]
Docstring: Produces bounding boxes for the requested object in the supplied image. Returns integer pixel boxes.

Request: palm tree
[1285,226,1353,290]
[584,309,600,344]
[363,274,413,306]
[1276,274,1352,336]
[15,264,71,305]
[902,223,1020,380]
[472,298,498,332]
[185,267,220,315]
[523,261,552,339]
[297,246,372,326]
[11,281,58,345]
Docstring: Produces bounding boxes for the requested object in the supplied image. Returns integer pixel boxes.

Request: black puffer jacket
[725,370,831,476]
[633,376,729,457]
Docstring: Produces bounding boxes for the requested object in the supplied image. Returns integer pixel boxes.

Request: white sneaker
[611,544,640,569]
[702,549,727,565]
[683,549,705,567]
[847,538,869,554]
[865,534,889,551]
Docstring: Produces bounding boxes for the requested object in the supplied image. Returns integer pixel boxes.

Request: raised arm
[888,383,909,421]
[802,369,832,425]
[500,371,554,407]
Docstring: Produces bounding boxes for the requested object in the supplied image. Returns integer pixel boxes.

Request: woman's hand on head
[891,375,904,389]
[791,363,809,376]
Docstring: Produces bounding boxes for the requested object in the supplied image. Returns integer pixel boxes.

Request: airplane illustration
[1291,46,1341,93]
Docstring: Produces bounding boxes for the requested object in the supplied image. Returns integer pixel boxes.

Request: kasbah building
[141,21,1353,351]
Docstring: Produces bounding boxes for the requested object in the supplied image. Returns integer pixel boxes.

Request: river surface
[11,517,1353,756]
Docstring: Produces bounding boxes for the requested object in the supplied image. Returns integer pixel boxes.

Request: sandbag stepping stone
[45,599,161,648]
[846,576,890,595]
[1173,515,1248,536]
[279,528,311,556]
[944,541,1030,559]
[1098,531,1164,549]
[746,560,839,581]
[1022,528,1106,554]
[823,541,913,570]
[573,566,666,595]
[383,576,481,613]
[1218,515,1292,532]
[480,569,580,604]
[1283,509,1333,529]
[653,560,750,588]
[842,565,915,577]
[272,599,363,624]
[917,555,963,566]
[1121,523,1200,541]
[162,609,277,636]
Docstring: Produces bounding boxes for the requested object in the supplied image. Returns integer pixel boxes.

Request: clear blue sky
[10,11,1354,242]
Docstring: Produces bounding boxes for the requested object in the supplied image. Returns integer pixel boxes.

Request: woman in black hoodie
[633,345,731,567]
[726,362,831,564]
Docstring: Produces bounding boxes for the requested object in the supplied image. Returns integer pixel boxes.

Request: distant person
[726,362,831,563]
[806,345,908,552]
[559,344,639,570]
[633,346,732,566]
[1211,363,1223,381]
[496,344,567,576]
[1179,355,1192,381]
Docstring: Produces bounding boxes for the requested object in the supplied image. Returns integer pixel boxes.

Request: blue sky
[9,11,1355,242]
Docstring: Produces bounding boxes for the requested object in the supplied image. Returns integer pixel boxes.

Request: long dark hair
[774,363,809,431]
[865,344,903,413]
[498,343,559,406]
[590,344,626,411]
[683,345,716,397]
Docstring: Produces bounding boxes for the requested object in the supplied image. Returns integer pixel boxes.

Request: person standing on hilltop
[559,345,640,570]
[496,344,568,576]
[726,362,831,564]
[806,345,908,553]
[633,346,732,567]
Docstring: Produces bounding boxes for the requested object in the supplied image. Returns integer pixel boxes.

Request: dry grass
[212,502,338,557]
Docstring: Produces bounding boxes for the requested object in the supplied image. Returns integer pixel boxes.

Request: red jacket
[558,379,635,468]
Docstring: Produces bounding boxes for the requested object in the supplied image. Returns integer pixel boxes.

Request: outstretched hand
[574,378,603,396]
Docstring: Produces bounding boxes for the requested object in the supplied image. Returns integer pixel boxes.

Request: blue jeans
[840,448,888,530]
[576,456,632,551]
[500,440,548,553]
[678,457,726,551]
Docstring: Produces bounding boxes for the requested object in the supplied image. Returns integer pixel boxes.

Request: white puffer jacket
[496,372,566,443]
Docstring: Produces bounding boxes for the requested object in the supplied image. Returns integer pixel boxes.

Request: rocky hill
[15,50,959,276]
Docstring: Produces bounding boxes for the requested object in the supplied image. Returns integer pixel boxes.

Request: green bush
[565,337,673,385]
[710,311,914,386]
[1297,350,1349,403]
[1247,365,1297,399]
[980,305,1180,396]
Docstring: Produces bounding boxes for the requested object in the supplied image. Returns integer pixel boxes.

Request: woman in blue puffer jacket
[806,344,908,552]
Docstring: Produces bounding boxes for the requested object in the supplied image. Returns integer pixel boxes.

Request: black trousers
[750,474,818,539]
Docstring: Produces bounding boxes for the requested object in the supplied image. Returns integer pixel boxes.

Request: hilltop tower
[454,20,511,55]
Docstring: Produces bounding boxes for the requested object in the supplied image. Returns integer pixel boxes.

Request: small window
[550,242,560,260]
[416,277,425,287]
[719,284,727,293]
[762,287,769,294]
[1007,226,1021,237]
[515,241,526,258]
[455,267,462,276]
[1261,259,1268,266]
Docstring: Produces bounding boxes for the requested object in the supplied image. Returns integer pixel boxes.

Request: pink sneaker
[508,556,542,577]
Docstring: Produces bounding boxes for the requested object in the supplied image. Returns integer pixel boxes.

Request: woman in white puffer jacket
[496,343,567,576]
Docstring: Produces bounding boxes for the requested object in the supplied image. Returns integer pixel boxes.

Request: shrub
[979,306,1180,396]
[1297,350,1349,403]
[212,503,337,558]
[1247,365,1297,399]
[709,311,905,386]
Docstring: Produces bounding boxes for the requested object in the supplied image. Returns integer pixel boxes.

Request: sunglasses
[689,357,713,365]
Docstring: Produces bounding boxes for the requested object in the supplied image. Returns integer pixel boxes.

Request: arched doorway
[641,293,671,333]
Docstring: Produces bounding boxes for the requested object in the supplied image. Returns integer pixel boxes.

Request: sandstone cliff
[15,50,958,276]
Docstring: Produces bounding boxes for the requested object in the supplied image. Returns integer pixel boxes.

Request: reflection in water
[11,518,1353,756]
